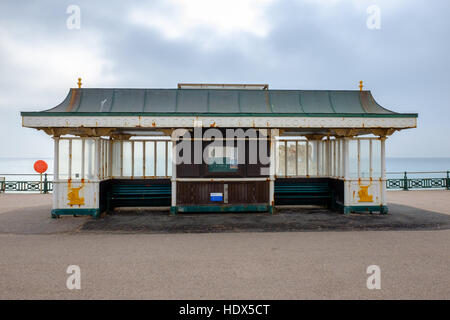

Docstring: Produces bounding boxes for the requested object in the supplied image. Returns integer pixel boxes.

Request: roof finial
[77,77,82,88]
[359,80,363,91]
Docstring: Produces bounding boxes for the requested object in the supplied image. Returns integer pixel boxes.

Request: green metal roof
[21,88,418,117]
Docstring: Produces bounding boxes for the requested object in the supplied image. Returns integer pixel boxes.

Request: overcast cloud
[0,0,449,158]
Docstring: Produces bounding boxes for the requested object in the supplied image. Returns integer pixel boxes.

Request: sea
[0,157,450,181]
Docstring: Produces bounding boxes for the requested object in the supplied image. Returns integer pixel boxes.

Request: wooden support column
[52,137,59,214]
[343,137,350,211]
[380,136,387,209]
[53,137,59,181]
[170,131,178,215]
[108,139,113,178]
[94,138,101,181]
[343,138,350,181]
[269,129,278,213]
[316,140,320,176]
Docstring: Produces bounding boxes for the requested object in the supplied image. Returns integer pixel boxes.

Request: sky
[0,0,449,158]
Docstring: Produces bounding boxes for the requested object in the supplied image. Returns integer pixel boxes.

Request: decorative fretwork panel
[0,181,53,193]
[386,178,448,190]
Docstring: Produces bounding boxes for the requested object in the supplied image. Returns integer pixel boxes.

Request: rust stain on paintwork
[66,89,79,112]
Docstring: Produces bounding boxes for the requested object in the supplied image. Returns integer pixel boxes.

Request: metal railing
[386,171,450,190]
[0,173,53,193]
[0,171,449,192]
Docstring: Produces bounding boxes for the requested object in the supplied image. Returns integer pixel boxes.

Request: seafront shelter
[21,83,417,218]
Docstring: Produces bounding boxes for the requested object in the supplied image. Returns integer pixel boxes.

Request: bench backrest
[275,182,330,194]
[111,184,171,194]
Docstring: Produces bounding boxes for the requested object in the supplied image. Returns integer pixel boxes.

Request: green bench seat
[107,184,171,211]
[274,182,333,206]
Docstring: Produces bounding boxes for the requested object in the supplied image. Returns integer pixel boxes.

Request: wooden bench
[106,184,171,211]
[274,182,333,206]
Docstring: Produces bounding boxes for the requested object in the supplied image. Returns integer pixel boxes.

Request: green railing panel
[386,171,450,190]
[0,180,53,193]
[1,171,450,192]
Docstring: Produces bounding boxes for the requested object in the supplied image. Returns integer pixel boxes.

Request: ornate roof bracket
[41,127,115,137]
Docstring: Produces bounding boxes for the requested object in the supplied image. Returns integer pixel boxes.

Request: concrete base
[175,204,270,213]
[51,208,100,219]
[335,201,388,215]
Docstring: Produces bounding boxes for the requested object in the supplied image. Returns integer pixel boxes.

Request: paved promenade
[0,191,449,299]
[387,190,450,215]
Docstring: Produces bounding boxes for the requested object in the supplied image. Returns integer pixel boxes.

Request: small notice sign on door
[210,193,223,202]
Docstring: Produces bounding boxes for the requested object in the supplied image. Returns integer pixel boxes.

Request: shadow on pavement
[80,203,450,234]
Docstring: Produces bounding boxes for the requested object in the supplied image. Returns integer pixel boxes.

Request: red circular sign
[34,160,48,174]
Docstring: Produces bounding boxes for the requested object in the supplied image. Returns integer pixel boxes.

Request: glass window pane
[58,139,69,180]
[349,140,358,178]
[145,141,155,177]
[372,139,381,178]
[156,141,166,176]
[318,141,325,176]
[84,139,95,180]
[167,142,173,176]
[99,140,103,179]
[360,140,370,178]
[123,141,132,177]
[71,139,82,179]
[297,141,307,176]
[101,140,105,179]
[336,139,343,177]
[330,140,335,176]
[286,141,296,176]
[112,141,121,177]
[340,140,344,177]
[308,141,318,176]
[104,140,109,178]
[335,140,339,177]
[277,141,285,176]
[134,141,144,177]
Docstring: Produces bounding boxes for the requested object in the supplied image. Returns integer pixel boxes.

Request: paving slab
[0,194,87,234]
[0,230,449,299]
[387,190,450,215]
